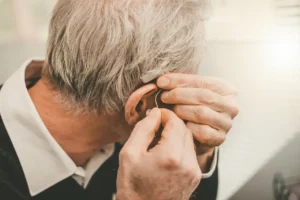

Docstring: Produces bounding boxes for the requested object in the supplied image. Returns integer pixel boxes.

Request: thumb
[124,108,162,152]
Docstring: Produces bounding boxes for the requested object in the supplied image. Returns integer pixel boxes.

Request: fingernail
[150,107,160,115]
[157,77,169,87]
[146,109,151,116]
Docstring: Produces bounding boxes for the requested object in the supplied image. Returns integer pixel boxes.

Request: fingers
[124,108,162,152]
[159,109,187,145]
[161,88,218,105]
[174,105,233,131]
[157,74,237,95]
[186,122,226,147]
[151,109,187,159]
[161,88,239,117]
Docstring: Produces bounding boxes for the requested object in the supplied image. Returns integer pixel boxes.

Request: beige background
[1,0,300,199]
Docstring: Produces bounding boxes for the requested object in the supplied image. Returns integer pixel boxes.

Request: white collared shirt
[0,59,217,196]
[0,59,115,196]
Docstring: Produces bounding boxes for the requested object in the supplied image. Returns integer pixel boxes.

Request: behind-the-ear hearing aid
[141,71,165,115]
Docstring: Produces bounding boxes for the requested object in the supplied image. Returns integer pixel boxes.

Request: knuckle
[167,112,185,127]
[200,106,210,117]
[191,106,198,117]
[134,119,152,132]
[226,121,233,131]
[184,165,201,187]
[186,122,197,133]
[166,118,178,129]
[193,106,207,122]
[134,121,143,129]
[177,76,187,86]
[232,106,240,118]
[171,88,181,99]
[184,166,198,178]
[119,148,138,164]
[198,78,209,89]
[193,167,202,179]
[215,115,224,128]
[204,92,219,105]
[199,135,211,145]
[219,132,226,144]
[197,127,214,145]
[195,92,204,103]
[173,105,182,115]
[162,155,181,170]
[192,169,202,186]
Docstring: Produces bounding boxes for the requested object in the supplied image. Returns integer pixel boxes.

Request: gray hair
[43,0,206,115]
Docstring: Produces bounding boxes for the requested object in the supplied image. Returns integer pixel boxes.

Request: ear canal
[136,101,143,112]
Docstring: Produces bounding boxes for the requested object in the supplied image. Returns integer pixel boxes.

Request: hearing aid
[141,71,165,115]
[141,71,165,84]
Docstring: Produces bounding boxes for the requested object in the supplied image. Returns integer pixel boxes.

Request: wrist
[196,148,215,173]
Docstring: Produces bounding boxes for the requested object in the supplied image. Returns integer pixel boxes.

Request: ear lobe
[125,83,158,126]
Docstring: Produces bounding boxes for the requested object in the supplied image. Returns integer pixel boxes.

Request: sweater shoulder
[0,117,30,199]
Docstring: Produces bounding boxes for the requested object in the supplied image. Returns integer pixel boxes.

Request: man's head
[43,0,205,124]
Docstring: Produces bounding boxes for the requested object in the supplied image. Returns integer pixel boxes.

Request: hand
[157,74,239,171]
[117,108,201,200]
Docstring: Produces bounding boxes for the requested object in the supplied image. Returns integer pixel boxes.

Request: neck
[28,79,122,166]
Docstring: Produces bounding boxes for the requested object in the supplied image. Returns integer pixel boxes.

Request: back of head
[44,0,206,114]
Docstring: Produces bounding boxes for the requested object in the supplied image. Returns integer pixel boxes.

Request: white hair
[43,0,206,115]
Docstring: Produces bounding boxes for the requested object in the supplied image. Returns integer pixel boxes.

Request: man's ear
[125,83,158,126]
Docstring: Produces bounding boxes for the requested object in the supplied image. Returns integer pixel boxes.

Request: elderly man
[0,0,239,200]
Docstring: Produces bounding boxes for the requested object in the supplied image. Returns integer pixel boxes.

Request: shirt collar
[0,59,82,196]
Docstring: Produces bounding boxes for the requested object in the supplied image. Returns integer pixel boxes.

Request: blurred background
[0,0,300,200]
